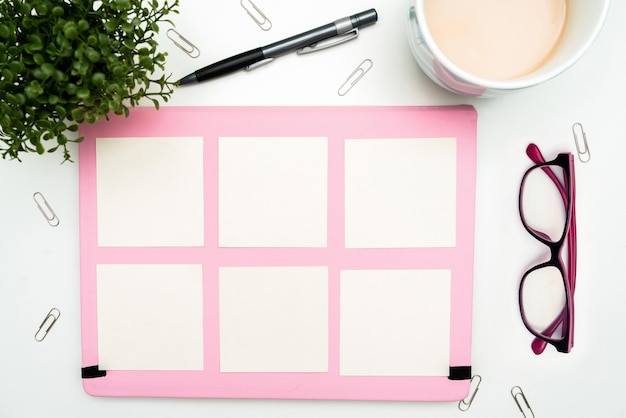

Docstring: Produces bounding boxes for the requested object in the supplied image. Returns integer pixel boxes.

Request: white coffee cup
[406,0,611,97]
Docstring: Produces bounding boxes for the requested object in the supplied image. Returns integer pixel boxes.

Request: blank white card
[345,138,457,248]
[97,264,204,371]
[95,137,205,247]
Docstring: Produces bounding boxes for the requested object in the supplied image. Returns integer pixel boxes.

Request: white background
[1,0,625,416]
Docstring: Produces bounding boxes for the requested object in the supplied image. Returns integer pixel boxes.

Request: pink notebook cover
[78,106,477,401]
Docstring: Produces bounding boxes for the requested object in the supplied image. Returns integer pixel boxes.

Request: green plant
[0,0,179,162]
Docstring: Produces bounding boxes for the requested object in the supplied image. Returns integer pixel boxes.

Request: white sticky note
[345,138,457,248]
[96,137,204,247]
[218,137,328,247]
[97,264,204,371]
[219,266,328,372]
[340,269,451,376]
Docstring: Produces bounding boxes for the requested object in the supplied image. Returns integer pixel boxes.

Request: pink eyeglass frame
[518,143,576,354]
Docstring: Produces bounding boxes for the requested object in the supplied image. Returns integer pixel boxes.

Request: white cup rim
[413,0,612,91]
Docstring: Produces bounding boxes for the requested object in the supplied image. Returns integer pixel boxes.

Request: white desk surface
[1,1,624,416]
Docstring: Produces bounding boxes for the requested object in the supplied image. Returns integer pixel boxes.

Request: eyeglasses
[518,143,576,354]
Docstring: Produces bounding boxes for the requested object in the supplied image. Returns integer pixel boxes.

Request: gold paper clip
[35,308,61,342]
[240,0,272,31]
[572,122,590,163]
[166,29,200,58]
[458,375,482,411]
[33,192,60,227]
[511,386,535,418]
[337,59,373,96]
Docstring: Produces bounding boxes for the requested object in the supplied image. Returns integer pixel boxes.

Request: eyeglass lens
[520,164,568,243]
[520,265,567,341]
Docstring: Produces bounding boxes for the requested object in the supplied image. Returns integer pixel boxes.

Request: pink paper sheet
[78,106,477,401]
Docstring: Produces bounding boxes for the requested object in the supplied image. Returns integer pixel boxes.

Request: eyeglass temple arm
[531,309,567,354]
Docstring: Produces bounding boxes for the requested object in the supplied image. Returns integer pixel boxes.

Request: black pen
[177,9,378,85]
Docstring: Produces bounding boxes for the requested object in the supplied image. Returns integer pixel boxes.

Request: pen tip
[177,73,197,86]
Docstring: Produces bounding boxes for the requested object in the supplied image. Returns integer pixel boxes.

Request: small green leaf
[19,2,31,13]
[115,0,131,10]
[91,72,106,87]
[139,56,153,68]
[0,24,10,39]
[78,20,90,31]
[1,69,14,83]
[29,34,42,46]
[73,47,84,60]
[66,83,78,95]
[8,61,25,73]
[111,65,124,76]
[98,33,109,46]
[24,81,44,99]
[63,22,79,40]
[76,88,91,100]
[54,105,67,117]
[41,63,55,78]
[71,108,85,122]
[103,21,117,33]
[35,2,49,14]
[33,68,45,80]
[5,93,18,104]
[33,53,45,65]
[52,6,64,17]
[0,114,12,128]
[85,47,101,63]
[25,42,44,53]
[52,70,68,82]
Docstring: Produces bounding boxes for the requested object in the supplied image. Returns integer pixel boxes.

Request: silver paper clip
[35,308,61,342]
[511,386,535,418]
[337,58,373,96]
[33,192,60,227]
[240,0,272,31]
[572,122,590,163]
[298,29,359,54]
[167,29,200,58]
[458,375,482,411]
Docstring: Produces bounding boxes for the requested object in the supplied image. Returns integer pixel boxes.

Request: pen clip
[297,28,359,55]
[245,57,275,71]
